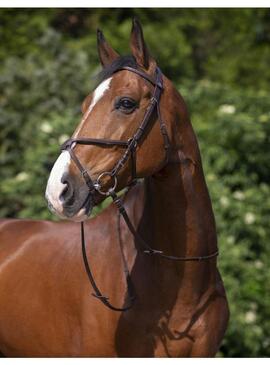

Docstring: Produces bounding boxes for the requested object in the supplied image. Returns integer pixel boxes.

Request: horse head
[46,19,175,221]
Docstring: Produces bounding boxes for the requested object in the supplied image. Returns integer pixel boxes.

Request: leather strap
[81,222,136,311]
[117,66,158,87]
[61,138,129,149]
[110,191,219,262]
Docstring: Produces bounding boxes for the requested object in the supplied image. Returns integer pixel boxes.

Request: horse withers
[0,19,229,357]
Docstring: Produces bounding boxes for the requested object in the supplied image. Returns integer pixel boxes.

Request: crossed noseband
[61,66,170,199]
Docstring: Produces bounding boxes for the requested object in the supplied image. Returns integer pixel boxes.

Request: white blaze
[45,151,71,213]
[74,77,112,137]
[46,77,112,214]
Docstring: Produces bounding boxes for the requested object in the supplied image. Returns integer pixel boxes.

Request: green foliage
[0,8,270,357]
[181,81,270,356]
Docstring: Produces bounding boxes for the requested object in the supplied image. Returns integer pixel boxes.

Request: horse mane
[96,55,138,84]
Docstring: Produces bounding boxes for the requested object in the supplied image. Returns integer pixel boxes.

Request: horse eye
[115,97,137,113]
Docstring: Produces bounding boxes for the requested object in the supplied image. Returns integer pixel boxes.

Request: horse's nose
[60,176,75,206]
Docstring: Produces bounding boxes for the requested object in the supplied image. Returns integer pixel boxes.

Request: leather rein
[61,66,219,311]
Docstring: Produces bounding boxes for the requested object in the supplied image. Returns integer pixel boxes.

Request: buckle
[150,96,158,104]
[144,249,163,255]
[127,138,137,149]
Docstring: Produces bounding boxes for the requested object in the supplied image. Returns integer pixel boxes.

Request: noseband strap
[61,66,218,312]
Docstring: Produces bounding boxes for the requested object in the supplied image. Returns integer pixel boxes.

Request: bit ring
[95,172,117,196]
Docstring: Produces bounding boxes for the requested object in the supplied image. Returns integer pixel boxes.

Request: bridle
[61,66,169,197]
[61,66,219,312]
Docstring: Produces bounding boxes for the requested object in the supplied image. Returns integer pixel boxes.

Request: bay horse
[0,19,229,357]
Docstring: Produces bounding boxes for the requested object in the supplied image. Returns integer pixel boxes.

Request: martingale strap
[81,222,135,311]
[111,191,219,261]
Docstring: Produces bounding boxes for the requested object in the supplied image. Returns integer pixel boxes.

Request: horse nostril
[60,181,73,204]
[61,183,68,197]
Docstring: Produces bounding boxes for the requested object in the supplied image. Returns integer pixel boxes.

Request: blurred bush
[181,81,270,356]
[0,8,270,357]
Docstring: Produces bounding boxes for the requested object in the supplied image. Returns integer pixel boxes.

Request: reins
[61,66,219,312]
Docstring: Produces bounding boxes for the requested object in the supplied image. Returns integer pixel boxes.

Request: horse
[0,19,229,357]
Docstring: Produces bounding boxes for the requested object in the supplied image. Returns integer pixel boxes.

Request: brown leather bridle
[61,66,169,197]
[61,66,219,311]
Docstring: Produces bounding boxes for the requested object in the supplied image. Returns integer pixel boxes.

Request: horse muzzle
[45,151,94,221]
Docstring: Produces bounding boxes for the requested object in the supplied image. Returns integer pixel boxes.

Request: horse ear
[97,29,119,67]
[130,18,156,70]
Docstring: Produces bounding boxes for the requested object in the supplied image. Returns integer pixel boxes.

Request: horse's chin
[69,206,93,222]
[46,194,94,222]
[65,195,94,222]
[54,206,93,222]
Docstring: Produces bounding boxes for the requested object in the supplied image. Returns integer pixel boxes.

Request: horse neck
[141,82,218,260]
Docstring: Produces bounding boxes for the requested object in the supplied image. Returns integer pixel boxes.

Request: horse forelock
[96,55,138,84]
